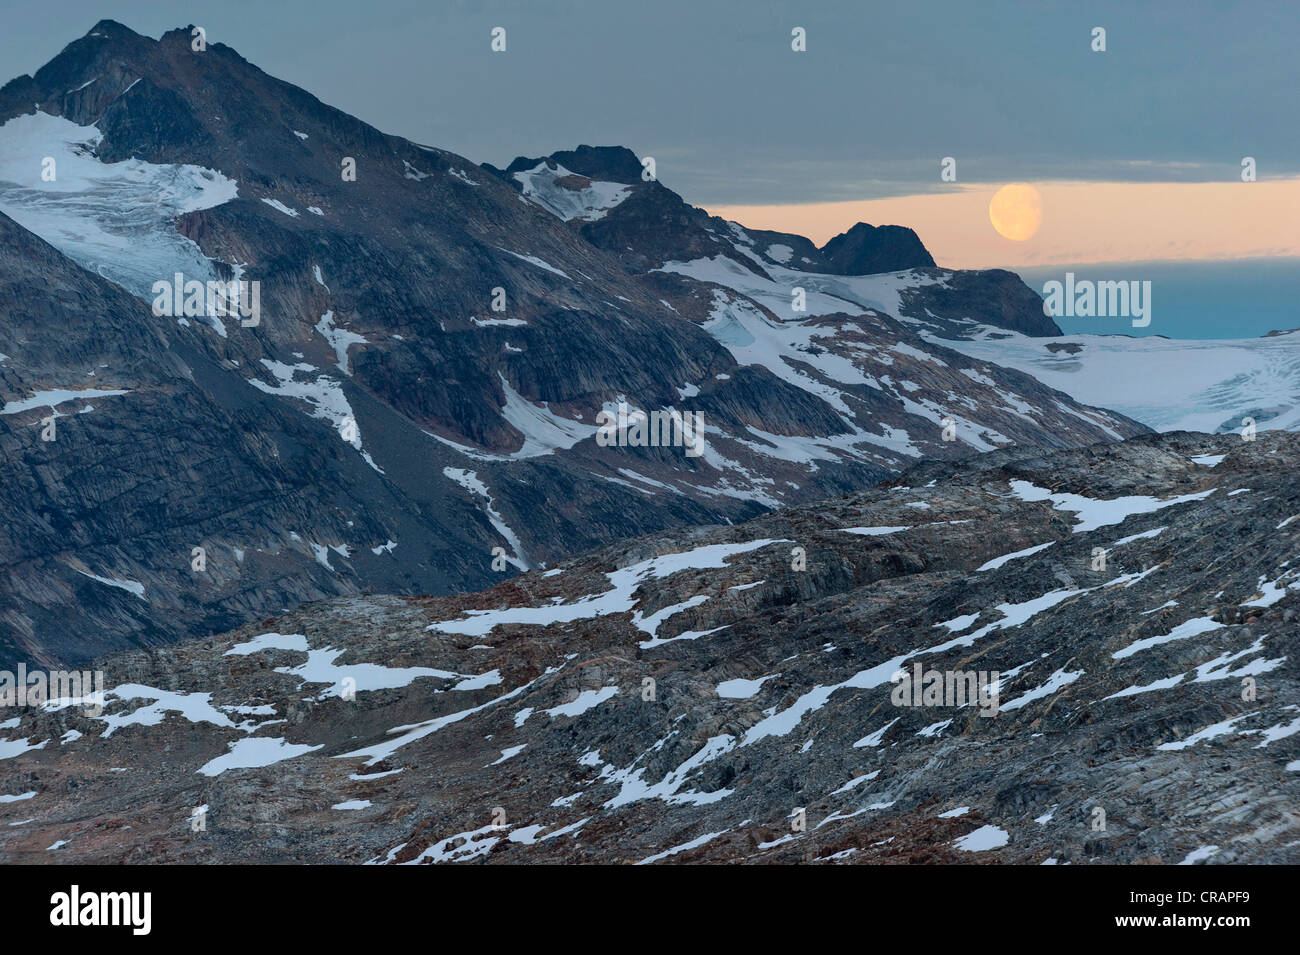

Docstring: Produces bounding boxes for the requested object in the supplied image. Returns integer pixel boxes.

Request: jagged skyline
[2,2,1295,205]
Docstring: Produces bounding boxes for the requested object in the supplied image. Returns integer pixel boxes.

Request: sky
[713,179,1300,270]
[1,0,1296,310]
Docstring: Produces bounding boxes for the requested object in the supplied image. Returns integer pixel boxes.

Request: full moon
[989,183,1042,241]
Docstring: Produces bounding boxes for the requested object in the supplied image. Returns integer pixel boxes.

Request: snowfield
[0,112,239,301]
[660,250,1300,438]
[514,162,632,222]
[941,328,1300,434]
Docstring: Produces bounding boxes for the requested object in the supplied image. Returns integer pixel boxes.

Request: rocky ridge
[1,429,1295,864]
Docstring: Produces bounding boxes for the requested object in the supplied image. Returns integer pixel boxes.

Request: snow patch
[0,112,239,305]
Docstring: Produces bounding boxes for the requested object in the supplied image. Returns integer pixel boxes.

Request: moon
[989,184,1042,241]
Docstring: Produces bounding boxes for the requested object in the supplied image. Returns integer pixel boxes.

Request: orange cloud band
[708,179,1300,270]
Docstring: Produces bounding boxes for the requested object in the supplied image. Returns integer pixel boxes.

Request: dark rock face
[897,268,1064,338]
[579,180,754,276]
[820,222,936,275]
[0,22,1144,667]
[499,145,646,185]
[0,212,498,668]
[1,430,1295,864]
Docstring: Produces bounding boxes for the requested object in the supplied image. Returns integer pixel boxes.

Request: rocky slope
[495,143,1062,339]
[494,146,944,277]
[0,209,511,668]
[0,21,1146,666]
[1,429,1295,864]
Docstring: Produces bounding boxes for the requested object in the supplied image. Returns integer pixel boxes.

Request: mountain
[492,144,1062,338]
[0,21,1145,666]
[2,428,1295,863]
[820,222,936,275]
[493,146,939,278]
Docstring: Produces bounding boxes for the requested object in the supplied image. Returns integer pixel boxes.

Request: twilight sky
[3,0,1297,269]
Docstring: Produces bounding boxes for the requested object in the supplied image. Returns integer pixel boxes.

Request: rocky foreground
[1,429,1297,864]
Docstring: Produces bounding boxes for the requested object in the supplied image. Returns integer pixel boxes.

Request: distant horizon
[707,179,1300,272]
[1014,259,1299,341]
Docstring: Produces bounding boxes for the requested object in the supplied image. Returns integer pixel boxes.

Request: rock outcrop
[820,222,936,276]
[2,429,1295,864]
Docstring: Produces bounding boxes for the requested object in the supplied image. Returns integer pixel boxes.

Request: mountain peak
[86,19,143,38]
[500,145,645,185]
[820,222,937,275]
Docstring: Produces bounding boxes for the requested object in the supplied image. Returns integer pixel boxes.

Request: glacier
[0,111,238,304]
